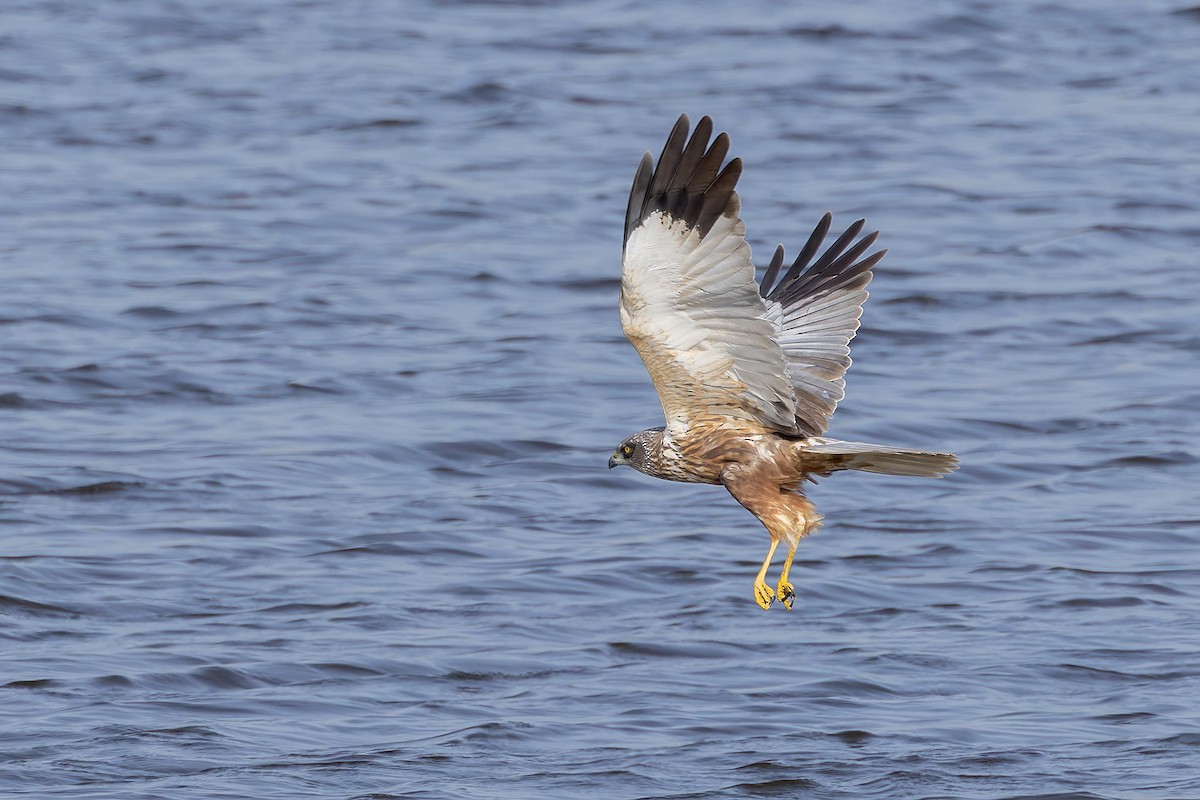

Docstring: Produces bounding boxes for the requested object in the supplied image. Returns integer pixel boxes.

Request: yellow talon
[776,580,795,611]
[752,539,781,610]
[776,540,799,611]
[754,579,776,610]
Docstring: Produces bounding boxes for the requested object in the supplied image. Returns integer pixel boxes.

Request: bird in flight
[608,114,957,611]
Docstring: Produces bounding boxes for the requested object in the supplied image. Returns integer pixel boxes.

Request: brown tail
[803,438,958,478]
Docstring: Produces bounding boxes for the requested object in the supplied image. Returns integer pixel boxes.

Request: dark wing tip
[624,115,741,246]
[623,153,655,246]
[761,214,885,303]
[759,244,787,295]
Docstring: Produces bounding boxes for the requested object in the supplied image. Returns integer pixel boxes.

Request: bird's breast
[657,427,781,485]
[656,438,723,484]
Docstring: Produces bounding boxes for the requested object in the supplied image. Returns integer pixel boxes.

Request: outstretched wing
[758,214,886,436]
[621,114,796,435]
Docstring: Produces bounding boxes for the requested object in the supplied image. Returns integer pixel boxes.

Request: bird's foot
[753,579,775,610]
[776,579,795,611]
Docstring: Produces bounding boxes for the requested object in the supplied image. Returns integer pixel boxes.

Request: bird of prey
[608,114,958,611]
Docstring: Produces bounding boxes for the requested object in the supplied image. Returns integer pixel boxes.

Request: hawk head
[608,428,664,475]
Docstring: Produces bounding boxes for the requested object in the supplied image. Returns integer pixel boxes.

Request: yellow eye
[622,444,634,457]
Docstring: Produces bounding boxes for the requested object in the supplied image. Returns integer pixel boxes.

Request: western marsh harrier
[608,114,958,611]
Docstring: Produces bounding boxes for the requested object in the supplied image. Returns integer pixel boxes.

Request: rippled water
[3,1,1199,798]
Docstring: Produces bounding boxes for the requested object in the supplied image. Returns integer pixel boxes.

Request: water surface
[2,1,1199,798]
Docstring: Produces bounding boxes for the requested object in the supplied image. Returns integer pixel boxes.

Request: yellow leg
[776,540,798,611]
[753,539,780,610]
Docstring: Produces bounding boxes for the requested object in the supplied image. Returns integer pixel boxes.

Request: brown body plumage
[608,115,957,610]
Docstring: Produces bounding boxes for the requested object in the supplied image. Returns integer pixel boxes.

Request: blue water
[2,1,1199,798]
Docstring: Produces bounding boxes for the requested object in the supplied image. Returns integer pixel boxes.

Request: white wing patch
[621,207,797,433]
[764,278,867,412]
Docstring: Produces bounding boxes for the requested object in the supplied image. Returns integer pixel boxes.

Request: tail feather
[803,438,958,478]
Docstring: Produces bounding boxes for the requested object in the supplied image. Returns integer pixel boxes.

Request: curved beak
[608,454,620,470]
